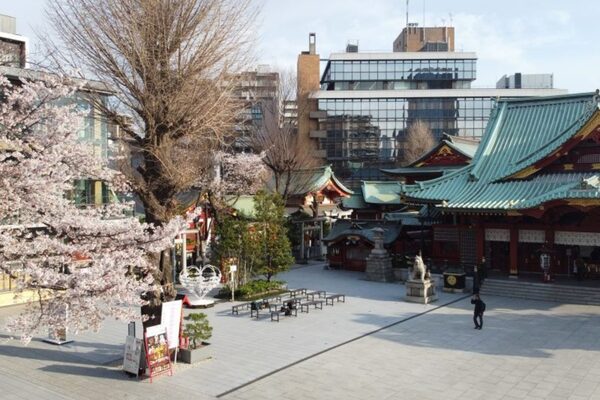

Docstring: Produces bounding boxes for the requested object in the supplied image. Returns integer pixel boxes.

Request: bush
[183,313,212,349]
[217,279,286,300]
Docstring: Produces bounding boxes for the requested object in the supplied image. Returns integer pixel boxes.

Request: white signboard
[230,264,237,272]
[123,335,143,376]
[161,300,183,350]
[555,231,600,246]
[485,228,510,242]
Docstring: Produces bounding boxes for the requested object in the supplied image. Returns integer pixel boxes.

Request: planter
[177,342,213,364]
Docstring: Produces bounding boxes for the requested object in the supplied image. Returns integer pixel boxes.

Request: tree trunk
[141,197,177,303]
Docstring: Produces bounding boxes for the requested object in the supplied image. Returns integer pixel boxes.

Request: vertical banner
[161,300,183,350]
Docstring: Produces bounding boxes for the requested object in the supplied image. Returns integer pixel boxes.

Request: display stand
[144,326,173,382]
[43,304,74,345]
[123,335,143,377]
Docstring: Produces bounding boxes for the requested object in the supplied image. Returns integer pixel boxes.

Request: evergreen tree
[253,191,294,281]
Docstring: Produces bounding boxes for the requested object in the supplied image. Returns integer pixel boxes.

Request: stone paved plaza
[1,263,600,399]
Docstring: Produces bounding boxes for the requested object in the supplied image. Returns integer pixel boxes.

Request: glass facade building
[310,52,565,187]
[322,58,476,90]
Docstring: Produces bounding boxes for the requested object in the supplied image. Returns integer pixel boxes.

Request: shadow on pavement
[0,341,122,366]
[350,297,600,359]
[38,364,132,380]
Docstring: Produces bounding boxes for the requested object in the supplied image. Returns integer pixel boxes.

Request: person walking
[471,294,485,330]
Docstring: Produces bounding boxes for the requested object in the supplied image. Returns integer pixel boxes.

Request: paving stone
[1,263,600,399]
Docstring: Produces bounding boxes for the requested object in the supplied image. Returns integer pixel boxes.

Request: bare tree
[251,69,317,200]
[46,0,258,299]
[402,120,436,166]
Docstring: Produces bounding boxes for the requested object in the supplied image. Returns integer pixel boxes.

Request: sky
[3,0,600,92]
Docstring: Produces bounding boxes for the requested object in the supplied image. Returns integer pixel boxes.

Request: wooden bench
[249,300,272,319]
[288,288,308,298]
[325,294,346,306]
[305,290,326,301]
[231,302,253,315]
[270,307,298,322]
[300,300,324,313]
[264,294,283,303]
[268,298,301,312]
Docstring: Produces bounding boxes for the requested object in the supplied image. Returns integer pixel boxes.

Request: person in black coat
[471,294,485,330]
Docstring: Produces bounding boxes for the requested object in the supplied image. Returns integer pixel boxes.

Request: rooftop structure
[0,15,27,68]
[497,73,554,89]
[393,24,455,52]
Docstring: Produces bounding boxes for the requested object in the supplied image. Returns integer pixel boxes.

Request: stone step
[481,280,600,293]
[481,281,600,293]
[480,291,600,306]
[480,286,600,299]
[481,288,600,300]
[480,279,600,305]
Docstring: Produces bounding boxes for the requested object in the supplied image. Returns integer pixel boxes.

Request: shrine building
[404,92,600,278]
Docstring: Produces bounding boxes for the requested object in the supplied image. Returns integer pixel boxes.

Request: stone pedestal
[405,279,438,304]
[365,228,395,282]
[365,249,395,282]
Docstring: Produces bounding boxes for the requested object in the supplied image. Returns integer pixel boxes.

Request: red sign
[144,326,172,382]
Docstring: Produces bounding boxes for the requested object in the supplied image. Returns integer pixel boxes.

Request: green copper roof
[269,166,353,196]
[405,93,600,211]
[443,134,479,160]
[382,134,478,177]
[381,165,462,176]
[226,195,256,217]
[362,181,403,205]
[341,192,369,209]
[409,134,479,167]
[323,220,403,245]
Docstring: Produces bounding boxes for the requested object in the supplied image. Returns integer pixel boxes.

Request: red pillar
[509,227,519,276]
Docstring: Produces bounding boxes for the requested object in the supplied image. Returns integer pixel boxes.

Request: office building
[297,26,567,187]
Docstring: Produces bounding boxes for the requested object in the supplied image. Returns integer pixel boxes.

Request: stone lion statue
[411,254,427,281]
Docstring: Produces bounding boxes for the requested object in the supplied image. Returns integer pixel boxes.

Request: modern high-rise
[233,65,279,129]
[229,65,280,151]
[297,26,567,187]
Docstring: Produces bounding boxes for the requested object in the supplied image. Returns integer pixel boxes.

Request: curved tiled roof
[361,181,403,205]
[323,220,403,245]
[269,166,353,196]
[405,92,600,211]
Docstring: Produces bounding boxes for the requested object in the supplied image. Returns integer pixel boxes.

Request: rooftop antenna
[449,12,453,26]
[406,0,409,29]
[423,0,426,27]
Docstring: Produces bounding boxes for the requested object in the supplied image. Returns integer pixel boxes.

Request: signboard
[161,300,183,350]
[144,325,172,382]
[123,335,143,376]
[43,304,73,345]
[230,264,237,272]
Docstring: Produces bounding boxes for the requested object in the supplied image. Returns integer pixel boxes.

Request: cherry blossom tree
[0,76,183,342]
[215,151,267,197]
